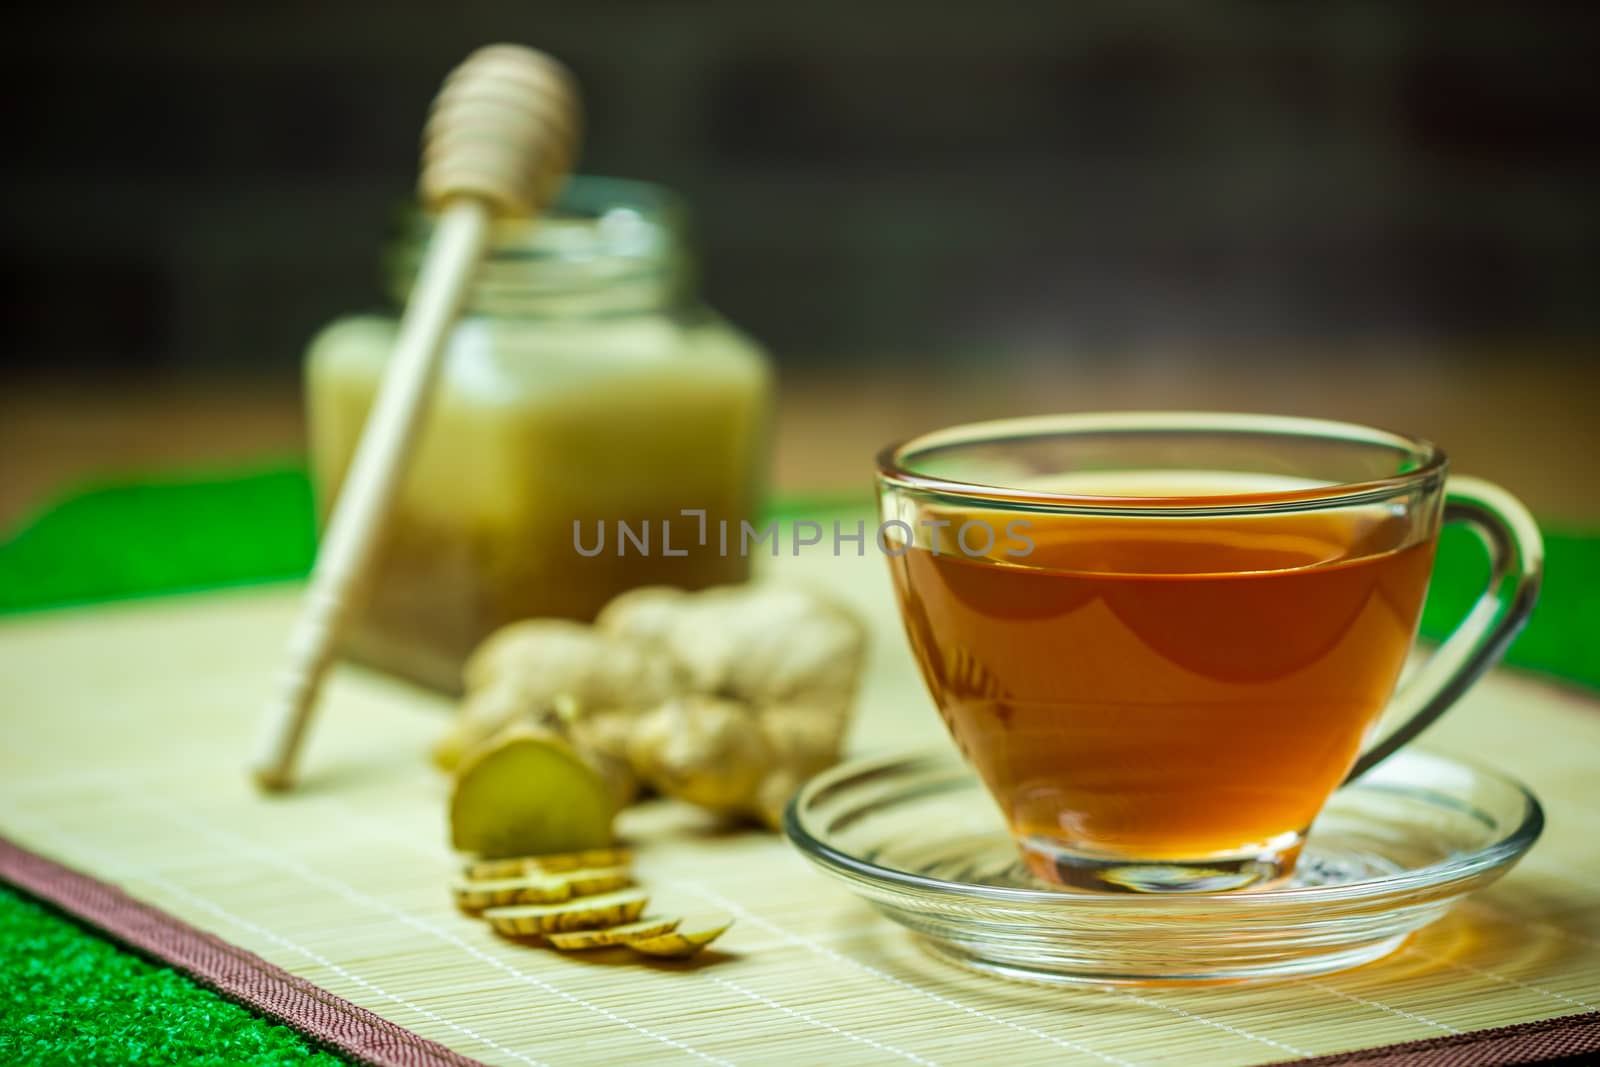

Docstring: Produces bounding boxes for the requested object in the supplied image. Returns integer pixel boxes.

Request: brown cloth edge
[1262,1009,1600,1066]
[0,834,489,1067]
[5,832,1598,1067]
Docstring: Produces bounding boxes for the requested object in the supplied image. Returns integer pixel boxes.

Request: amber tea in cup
[877,414,1540,892]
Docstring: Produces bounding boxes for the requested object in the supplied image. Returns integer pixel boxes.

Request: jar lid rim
[396,175,686,265]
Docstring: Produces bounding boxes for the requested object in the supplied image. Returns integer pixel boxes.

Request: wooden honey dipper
[253,45,580,791]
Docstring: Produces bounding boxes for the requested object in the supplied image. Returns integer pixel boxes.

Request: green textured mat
[0,463,1595,1067]
[0,885,344,1067]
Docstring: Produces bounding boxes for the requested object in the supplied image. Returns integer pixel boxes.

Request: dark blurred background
[2,2,1596,521]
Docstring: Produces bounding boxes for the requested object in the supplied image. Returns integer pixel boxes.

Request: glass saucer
[784,748,1542,984]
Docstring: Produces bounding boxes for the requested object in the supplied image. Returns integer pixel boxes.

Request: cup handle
[1344,475,1544,783]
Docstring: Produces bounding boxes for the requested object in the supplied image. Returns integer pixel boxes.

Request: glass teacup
[877,413,1541,892]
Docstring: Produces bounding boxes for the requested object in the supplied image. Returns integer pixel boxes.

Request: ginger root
[626,696,772,812]
[436,584,866,828]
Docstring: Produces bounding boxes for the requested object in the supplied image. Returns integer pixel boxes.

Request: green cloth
[0,465,320,615]
[0,464,1595,1066]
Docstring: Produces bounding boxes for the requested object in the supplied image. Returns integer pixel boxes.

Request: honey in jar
[306,178,771,692]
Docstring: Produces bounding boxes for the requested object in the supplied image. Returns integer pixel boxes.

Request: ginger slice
[530,848,634,873]
[451,876,571,912]
[450,731,615,860]
[483,889,648,937]
[550,866,634,897]
[462,847,633,882]
[546,917,681,951]
[462,857,533,882]
[626,919,733,958]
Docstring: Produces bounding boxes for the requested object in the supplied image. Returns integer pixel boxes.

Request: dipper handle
[253,45,579,791]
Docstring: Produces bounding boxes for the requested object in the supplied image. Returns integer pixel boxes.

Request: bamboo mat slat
[2,549,1598,1067]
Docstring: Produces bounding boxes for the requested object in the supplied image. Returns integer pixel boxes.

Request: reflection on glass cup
[877,414,1541,892]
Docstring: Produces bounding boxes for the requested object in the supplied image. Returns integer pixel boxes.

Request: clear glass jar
[306,177,772,693]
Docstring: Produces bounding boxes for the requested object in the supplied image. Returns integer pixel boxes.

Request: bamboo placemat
[2,550,1597,1067]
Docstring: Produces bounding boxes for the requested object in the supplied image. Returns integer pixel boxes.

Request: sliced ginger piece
[627,918,733,959]
[462,848,634,883]
[450,731,615,860]
[483,889,648,937]
[546,916,681,951]
[550,865,633,897]
[462,857,533,882]
[530,847,633,873]
[452,876,571,912]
